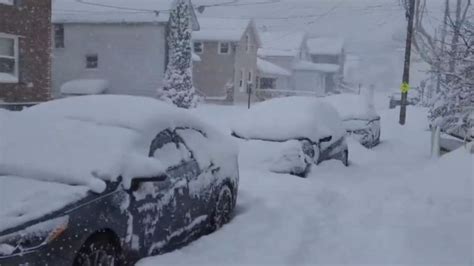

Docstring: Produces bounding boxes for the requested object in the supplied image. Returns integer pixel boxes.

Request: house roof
[307,37,345,55]
[257,58,291,77]
[52,0,199,28]
[192,17,252,42]
[292,60,340,73]
[258,31,306,58]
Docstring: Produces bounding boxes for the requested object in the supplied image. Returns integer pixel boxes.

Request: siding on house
[193,41,236,97]
[233,24,259,103]
[0,0,52,103]
[52,23,166,98]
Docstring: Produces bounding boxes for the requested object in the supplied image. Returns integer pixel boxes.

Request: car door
[129,129,198,256]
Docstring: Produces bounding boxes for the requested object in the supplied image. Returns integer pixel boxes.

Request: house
[192,17,260,103]
[306,37,345,93]
[256,31,329,99]
[51,0,199,98]
[0,0,52,110]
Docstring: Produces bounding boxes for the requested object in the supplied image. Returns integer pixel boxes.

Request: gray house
[192,18,260,103]
[51,0,199,98]
[307,37,345,93]
[256,31,328,99]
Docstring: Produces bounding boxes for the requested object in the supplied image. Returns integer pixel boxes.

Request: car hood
[0,176,90,234]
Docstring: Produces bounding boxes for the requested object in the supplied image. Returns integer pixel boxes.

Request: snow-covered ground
[138,95,473,266]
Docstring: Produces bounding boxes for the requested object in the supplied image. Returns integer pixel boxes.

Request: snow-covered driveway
[138,101,473,266]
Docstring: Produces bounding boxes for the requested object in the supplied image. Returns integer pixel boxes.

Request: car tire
[210,185,233,231]
[73,234,120,266]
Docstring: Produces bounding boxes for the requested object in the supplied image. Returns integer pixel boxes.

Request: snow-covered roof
[307,37,345,55]
[53,0,199,28]
[257,58,291,77]
[0,95,237,195]
[292,61,340,73]
[322,94,380,121]
[60,79,108,95]
[232,96,346,144]
[193,17,251,42]
[258,31,306,58]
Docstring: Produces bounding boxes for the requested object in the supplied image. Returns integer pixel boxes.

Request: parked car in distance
[232,96,349,177]
[0,95,239,266]
[389,92,419,109]
[323,94,381,148]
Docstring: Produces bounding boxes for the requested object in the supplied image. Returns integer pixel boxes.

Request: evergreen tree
[157,0,199,109]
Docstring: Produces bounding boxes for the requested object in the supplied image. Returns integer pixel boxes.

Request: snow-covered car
[0,95,239,265]
[389,92,419,109]
[232,97,349,177]
[323,94,381,148]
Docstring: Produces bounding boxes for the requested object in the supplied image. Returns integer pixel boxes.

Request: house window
[86,54,98,69]
[218,42,230,54]
[260,78,275,89]
[245,34,250,53]
[0,34,19,83]
[54,24,65,48]
[194,41,203,54]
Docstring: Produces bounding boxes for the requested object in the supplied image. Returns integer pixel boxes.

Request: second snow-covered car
[0,95,239,265]
[232,96,349,177]
[323,94,381,148]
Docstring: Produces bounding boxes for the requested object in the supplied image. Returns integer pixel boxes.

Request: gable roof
[258,31,306,58]
[192,17,255,42]
[307,37,345,55]
[52,0,199,29]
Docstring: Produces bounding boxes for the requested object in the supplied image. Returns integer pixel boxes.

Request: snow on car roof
[0,176,89,233]
[322,94,380,121]
[192,17,251,42]
[232,96,346,143]
[1,95,237,193]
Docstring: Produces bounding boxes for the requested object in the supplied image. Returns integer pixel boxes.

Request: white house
[306,37,345,93]
[256,31,328,99]
[51,0,199,98]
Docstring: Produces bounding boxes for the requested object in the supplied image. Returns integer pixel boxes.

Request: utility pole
[399,0,416,125]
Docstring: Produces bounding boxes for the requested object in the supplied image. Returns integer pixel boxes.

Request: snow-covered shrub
[157,0,199,109]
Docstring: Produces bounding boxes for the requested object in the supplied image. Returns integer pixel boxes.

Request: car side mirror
[130,175,168,192]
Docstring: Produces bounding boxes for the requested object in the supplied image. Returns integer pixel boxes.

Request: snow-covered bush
[157,0,199,109]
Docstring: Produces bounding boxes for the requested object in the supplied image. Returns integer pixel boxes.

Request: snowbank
[1,95,237,194]
[232,96,346,144]
[0,176,89,233]
[60,79,108,95]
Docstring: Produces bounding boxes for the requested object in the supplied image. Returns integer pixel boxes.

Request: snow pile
[60,79,108,95]
[0,95,237,194]
[307,37,345,55]
[0,176,88,233]
[193,17,251,42]
[232,96,346,144]
[292,60,340,73]
[257,58,291,77]
[322,93,380,121]
[0,73,18,83]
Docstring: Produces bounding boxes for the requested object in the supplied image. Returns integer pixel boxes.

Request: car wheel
[73,234,120,266]
[211,185,233,231]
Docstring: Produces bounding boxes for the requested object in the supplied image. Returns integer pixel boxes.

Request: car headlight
[0,216,69,257]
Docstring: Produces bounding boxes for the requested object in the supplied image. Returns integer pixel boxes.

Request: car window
[149,130,192,170]
[175,128,211,169]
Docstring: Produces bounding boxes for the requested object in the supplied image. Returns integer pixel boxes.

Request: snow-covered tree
[157,0,199,109]
[429,15,473,137]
